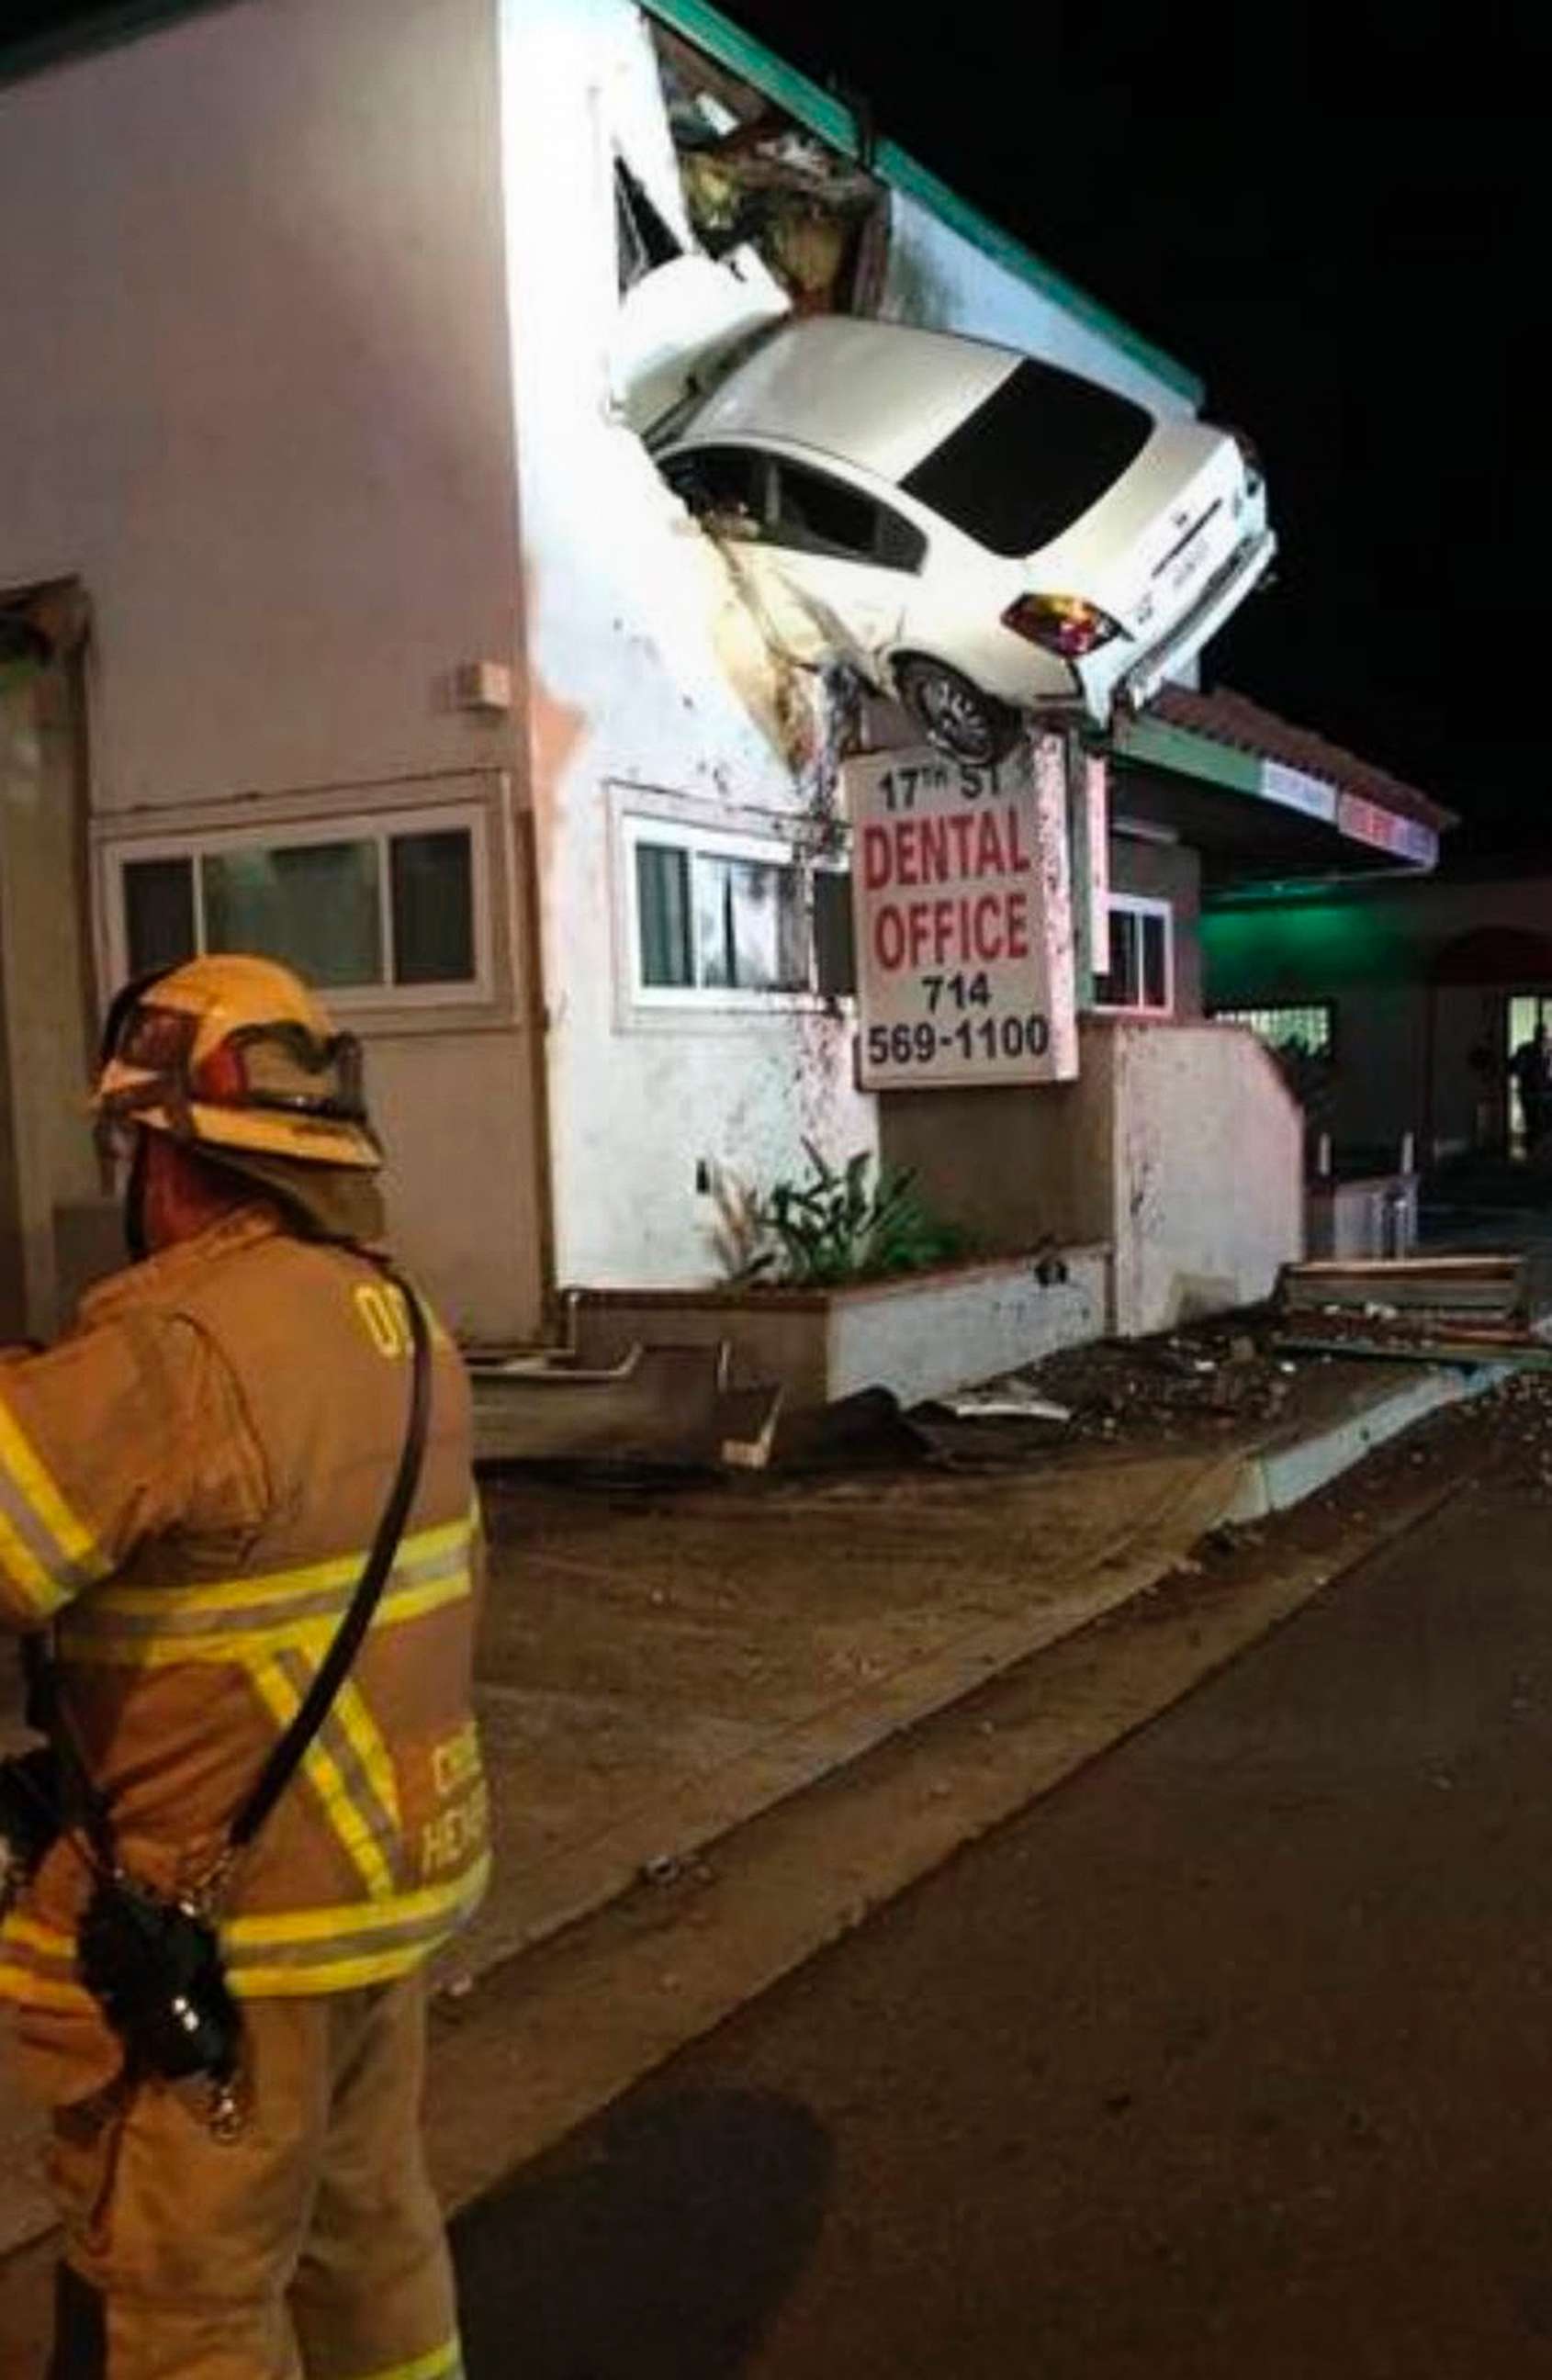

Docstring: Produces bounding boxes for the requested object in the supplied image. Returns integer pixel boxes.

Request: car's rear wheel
[894,657,1021,767]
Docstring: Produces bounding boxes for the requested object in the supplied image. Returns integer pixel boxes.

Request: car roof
[669,317,1024,486]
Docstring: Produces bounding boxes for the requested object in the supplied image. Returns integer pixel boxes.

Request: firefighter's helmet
[94,955,382,1172]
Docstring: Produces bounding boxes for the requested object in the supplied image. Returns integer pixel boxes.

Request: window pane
[123,858,197,974]
[1142,915,1168,1010]
[813,868,857,998]
[770,462,882,561]
[390,830,475,986]
[202,841,381,988]
[1094,912,1140,1009]
[902,358,1153,558]
[875,505,928,572]
[696,855,804,991]
[635,843,693,986]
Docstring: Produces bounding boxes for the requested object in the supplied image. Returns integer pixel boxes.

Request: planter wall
[570,1246,1108,1412]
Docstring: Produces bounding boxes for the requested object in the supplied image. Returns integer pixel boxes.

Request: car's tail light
[1002,593,1124,659]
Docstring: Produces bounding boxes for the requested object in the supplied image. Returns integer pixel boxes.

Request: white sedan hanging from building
[652,315,1275,765]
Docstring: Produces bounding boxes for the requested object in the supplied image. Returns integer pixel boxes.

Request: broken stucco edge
[640,0,1205,405]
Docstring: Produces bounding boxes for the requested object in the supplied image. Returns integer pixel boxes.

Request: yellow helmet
[94,955,382,1172]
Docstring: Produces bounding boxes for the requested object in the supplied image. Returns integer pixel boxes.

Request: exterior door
[0,584,104,1340]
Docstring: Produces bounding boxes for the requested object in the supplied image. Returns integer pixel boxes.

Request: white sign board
[1262,758,1338,824]
[1337,791,1439,869]
[846,739,1077,1090]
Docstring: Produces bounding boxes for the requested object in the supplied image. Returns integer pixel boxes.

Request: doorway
[0,580,102,1340]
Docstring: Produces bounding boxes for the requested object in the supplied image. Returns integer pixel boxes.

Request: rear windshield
[901,359,1153,557]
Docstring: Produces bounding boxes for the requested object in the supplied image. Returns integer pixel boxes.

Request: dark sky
[4,1,1547,848]
[731,0,1550,850]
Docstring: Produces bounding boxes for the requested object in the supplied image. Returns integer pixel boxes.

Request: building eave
[1110,690,1452,885]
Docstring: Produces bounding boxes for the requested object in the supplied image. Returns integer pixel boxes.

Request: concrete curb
[1223,1362,1513,1524]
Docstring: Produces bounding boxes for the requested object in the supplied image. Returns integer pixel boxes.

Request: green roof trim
[1109,713,1262,796]
[645,0,1203,404]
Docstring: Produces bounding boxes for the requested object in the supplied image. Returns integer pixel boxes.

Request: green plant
[738,1140,968,1288]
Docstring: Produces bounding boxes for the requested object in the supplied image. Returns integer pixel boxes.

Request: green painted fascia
[649,0,858,150]
[645,0,1204,404]
[1108,713,1262,797]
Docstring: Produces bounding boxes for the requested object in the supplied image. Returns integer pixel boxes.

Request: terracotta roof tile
[1153,684,1456,834]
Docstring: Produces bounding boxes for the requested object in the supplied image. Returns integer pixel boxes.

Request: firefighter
[0,954,488,2378]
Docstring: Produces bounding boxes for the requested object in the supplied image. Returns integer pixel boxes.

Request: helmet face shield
[216,1023,370,1127]
[92,958,382,1173]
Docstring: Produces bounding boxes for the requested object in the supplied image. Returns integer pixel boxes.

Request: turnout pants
[42,1975,462,2380]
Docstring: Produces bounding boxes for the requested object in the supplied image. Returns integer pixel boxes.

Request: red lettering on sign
[870,882,1041,973]
[974,813,1006,878]
[972,894,1004,960]
[895,821,918,888]
[1006,808,1033,874]
[918,814,950,882]
[862,825,893,892]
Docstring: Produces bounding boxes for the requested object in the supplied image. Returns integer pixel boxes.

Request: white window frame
[1093,892,1174,1017]
[622,812,820,1014]
[101,803,493,1012]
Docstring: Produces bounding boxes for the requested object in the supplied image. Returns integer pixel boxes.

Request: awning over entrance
[1108,685,1456,894]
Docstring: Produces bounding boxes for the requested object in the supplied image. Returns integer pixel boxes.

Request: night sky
[4,0,1546,851]
[734,0,1549,855]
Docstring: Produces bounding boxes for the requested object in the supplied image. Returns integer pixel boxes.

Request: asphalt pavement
[450,1467,1552,2378]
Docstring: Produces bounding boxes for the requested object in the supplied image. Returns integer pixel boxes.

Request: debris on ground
[930,1381,1074,1424]
[1281,1254,1529,1318]
[1018,1318,1299,1443]
[1274,1253,1552,1368]
[470,1342,783,1473]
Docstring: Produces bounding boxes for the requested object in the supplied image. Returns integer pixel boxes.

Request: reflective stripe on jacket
[0,1207,489,2080]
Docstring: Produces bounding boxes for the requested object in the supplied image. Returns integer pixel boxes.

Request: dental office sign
[846,737,1077,1091]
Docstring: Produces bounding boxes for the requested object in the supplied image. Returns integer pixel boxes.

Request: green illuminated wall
[1202,898,1418,1003]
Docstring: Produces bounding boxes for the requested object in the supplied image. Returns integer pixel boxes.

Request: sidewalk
[0,1347,1514,2271]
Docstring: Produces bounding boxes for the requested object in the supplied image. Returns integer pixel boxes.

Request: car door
[756,457,919,676]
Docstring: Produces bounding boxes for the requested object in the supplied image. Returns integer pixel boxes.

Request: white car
[654,316,1276,764]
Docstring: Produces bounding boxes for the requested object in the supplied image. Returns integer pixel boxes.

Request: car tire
[894,657,1021,767]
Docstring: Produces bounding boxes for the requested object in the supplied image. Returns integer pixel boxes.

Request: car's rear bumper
[1113,528,1277,714]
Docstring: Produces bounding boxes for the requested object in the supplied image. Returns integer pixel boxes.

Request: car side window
[770,461,927,572]
[660,446,767,539]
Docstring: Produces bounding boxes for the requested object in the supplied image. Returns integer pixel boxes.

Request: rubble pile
[1023,1325,1300,1443]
